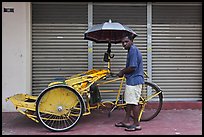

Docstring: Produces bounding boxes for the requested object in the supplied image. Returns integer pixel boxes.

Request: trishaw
[6,20,163,132]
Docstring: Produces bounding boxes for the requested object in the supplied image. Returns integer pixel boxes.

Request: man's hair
[123,34,134,41]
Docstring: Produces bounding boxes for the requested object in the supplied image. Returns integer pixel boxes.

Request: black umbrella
[84,19,137,44]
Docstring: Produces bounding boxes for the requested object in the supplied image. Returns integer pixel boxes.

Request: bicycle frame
[138,90,162,121]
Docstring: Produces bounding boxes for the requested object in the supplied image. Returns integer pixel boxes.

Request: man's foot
[124,125,142,131]
[115,122,131,128]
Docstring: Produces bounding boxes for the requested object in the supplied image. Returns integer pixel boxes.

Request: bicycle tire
[36,85,85,132]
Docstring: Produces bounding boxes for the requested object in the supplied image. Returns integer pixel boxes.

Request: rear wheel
[36,85,84,132]
[125,81,163,121]
[140,81,163,121]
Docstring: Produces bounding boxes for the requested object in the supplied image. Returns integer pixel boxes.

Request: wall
[2,2,31,112]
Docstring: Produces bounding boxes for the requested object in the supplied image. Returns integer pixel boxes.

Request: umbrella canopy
[84,20,137,43]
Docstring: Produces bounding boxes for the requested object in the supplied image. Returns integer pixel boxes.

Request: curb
[162,101,202,110]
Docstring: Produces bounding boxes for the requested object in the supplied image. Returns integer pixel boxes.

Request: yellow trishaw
[6,20,163,132]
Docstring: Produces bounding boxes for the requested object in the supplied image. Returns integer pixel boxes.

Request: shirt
[125,44,144,85]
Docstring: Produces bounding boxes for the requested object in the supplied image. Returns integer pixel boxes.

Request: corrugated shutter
[31,2,202,101]
[93,3,147,101]
[152,2,202,101]
[32,3,88,95]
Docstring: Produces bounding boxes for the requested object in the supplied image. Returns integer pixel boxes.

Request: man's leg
[132,104,140,126]
[124,84,142,131]
[124,104,142,131]
[123,104,132,124]
[115,104,132,127]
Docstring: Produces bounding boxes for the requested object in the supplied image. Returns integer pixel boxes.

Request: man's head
[122,35,133,50]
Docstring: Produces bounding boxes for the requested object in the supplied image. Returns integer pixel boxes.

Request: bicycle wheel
[140,81,163,121]
[36,85,85,132]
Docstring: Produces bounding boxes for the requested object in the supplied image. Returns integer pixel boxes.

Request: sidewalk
[2,107,202,135]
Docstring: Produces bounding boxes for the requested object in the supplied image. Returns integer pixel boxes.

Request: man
[115,35,144,131]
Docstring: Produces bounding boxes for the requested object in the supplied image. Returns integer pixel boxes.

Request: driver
[115,34,144,131]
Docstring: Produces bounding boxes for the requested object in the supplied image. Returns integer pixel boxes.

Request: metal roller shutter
[32,2,88,95]
[93,3,147,101]
[31,2,202,101]
[152,2,202,101]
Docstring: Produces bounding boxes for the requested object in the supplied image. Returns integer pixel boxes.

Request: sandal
[115,122,130,128]
[125,125,142,131]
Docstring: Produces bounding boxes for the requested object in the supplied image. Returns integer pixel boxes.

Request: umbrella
[84,19,137,44]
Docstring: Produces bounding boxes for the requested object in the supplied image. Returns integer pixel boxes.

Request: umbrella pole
[107,42,111,71]
[108,56,111,70]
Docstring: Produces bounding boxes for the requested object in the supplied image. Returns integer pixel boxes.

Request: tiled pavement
[2,107,202,135]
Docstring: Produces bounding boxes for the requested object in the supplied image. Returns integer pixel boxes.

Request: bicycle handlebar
[110,72,118,77]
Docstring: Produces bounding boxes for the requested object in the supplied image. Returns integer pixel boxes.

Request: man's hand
[117,67,135,77]
[117,70,124,78]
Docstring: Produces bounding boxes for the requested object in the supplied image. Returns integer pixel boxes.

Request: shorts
[124,84,142,105]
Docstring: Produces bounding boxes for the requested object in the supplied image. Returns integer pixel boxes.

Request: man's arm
[118,67,135,77]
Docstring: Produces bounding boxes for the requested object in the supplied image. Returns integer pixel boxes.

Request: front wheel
[36,85,85,132]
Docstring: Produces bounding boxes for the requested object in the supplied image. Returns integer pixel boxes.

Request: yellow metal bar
[99,90,119,92]
[82,111,91,116]
[97,77,123,86]
[115,77,125,103]
[101,101,115,106]
[116,103,126,107]
[146,91,162,101]
[17,108,39,123]
[144,71,149,78]
[138,104,146,122]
